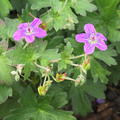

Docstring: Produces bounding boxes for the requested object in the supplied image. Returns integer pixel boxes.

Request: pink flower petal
[75,33,89,43]
[30,18,42,27]
[13,30,24,41]
[96,33,107,41]
[96,40,107,51]
[25,35,35,43]
[34,28,47,38]
[18,23,28,29]
[84,43,95,54]
[84,24,96,34]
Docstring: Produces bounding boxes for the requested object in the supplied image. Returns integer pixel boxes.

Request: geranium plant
[0,0,119,119]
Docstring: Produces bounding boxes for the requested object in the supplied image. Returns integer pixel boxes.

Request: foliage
[2,87,75,120]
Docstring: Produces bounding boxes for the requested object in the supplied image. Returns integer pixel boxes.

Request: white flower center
[89,34,98,44]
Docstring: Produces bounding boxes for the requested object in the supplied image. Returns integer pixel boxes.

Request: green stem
[29,12,36,18]
[34,62,50,72]
[70,54,85,59]
[65,77,80,83]
[43,76,47,86]
[23,43,29,49]
[20,74,32,81]
[70,63,82,67]
[50,54,85,63]
[51,75,56,81]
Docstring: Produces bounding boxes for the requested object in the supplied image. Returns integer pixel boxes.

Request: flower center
[26,27,33,35]
[89,34,98,44]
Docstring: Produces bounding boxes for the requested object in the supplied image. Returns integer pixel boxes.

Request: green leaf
[47,35,64,49]
[95,0,119,21]
[71,0,97,16]
[47,86,68,108]
[58,42,73,70]
[30,0,64,12]
[7,46,34,80]
[21,5,36,22]
[108,27,120,42]
[40,48,60,66]
[0,18,20,39]
[29,0,96,30]
[7,40,47,64]
[114,42,120,53]
[70,85,92,116]
[0,97,19,118]
[0,56,14,85]
[29,40,48,60]
[30,0,78,30]
[69,79,106,116]
[10,0,27,13]
[23,63,34,80]
[29,0,53,10]
[0,0,12,17]
[7,41,47,80]
[109,59,120,85]
[41,49,60,61]
[60,42,73,61]
[42,7,78,31]
[82,80,106,99]
[4,87,76,120]
[54,7,78,31]
[50,92,68,108]
[7,47,34,64]
[91,58,110,83]
[0,85,12,104]
[94,48,117,66]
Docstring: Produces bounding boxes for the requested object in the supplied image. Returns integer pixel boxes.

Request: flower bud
[75,74,86,86]
[16,64,24,74]
[15,73,20,81]
[11,71,17,75]
[55,73,67,82]
[38,86,47,96]
[38,80,52,96]
[40,23,47,30]
[82,56,90,71]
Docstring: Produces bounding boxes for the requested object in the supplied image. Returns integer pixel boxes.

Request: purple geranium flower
[13,18,47,43]
[75,24,107,54]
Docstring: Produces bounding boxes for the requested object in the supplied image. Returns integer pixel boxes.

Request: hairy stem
[34,62,50,72]
[29,12,36,18]
[50,54,85,63]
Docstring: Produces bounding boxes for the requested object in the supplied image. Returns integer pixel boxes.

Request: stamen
[28,28,31,32]
[89,34,98,44]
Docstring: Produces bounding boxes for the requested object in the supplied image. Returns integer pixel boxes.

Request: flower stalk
[50,54,85,63]
[34,62,50,73]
